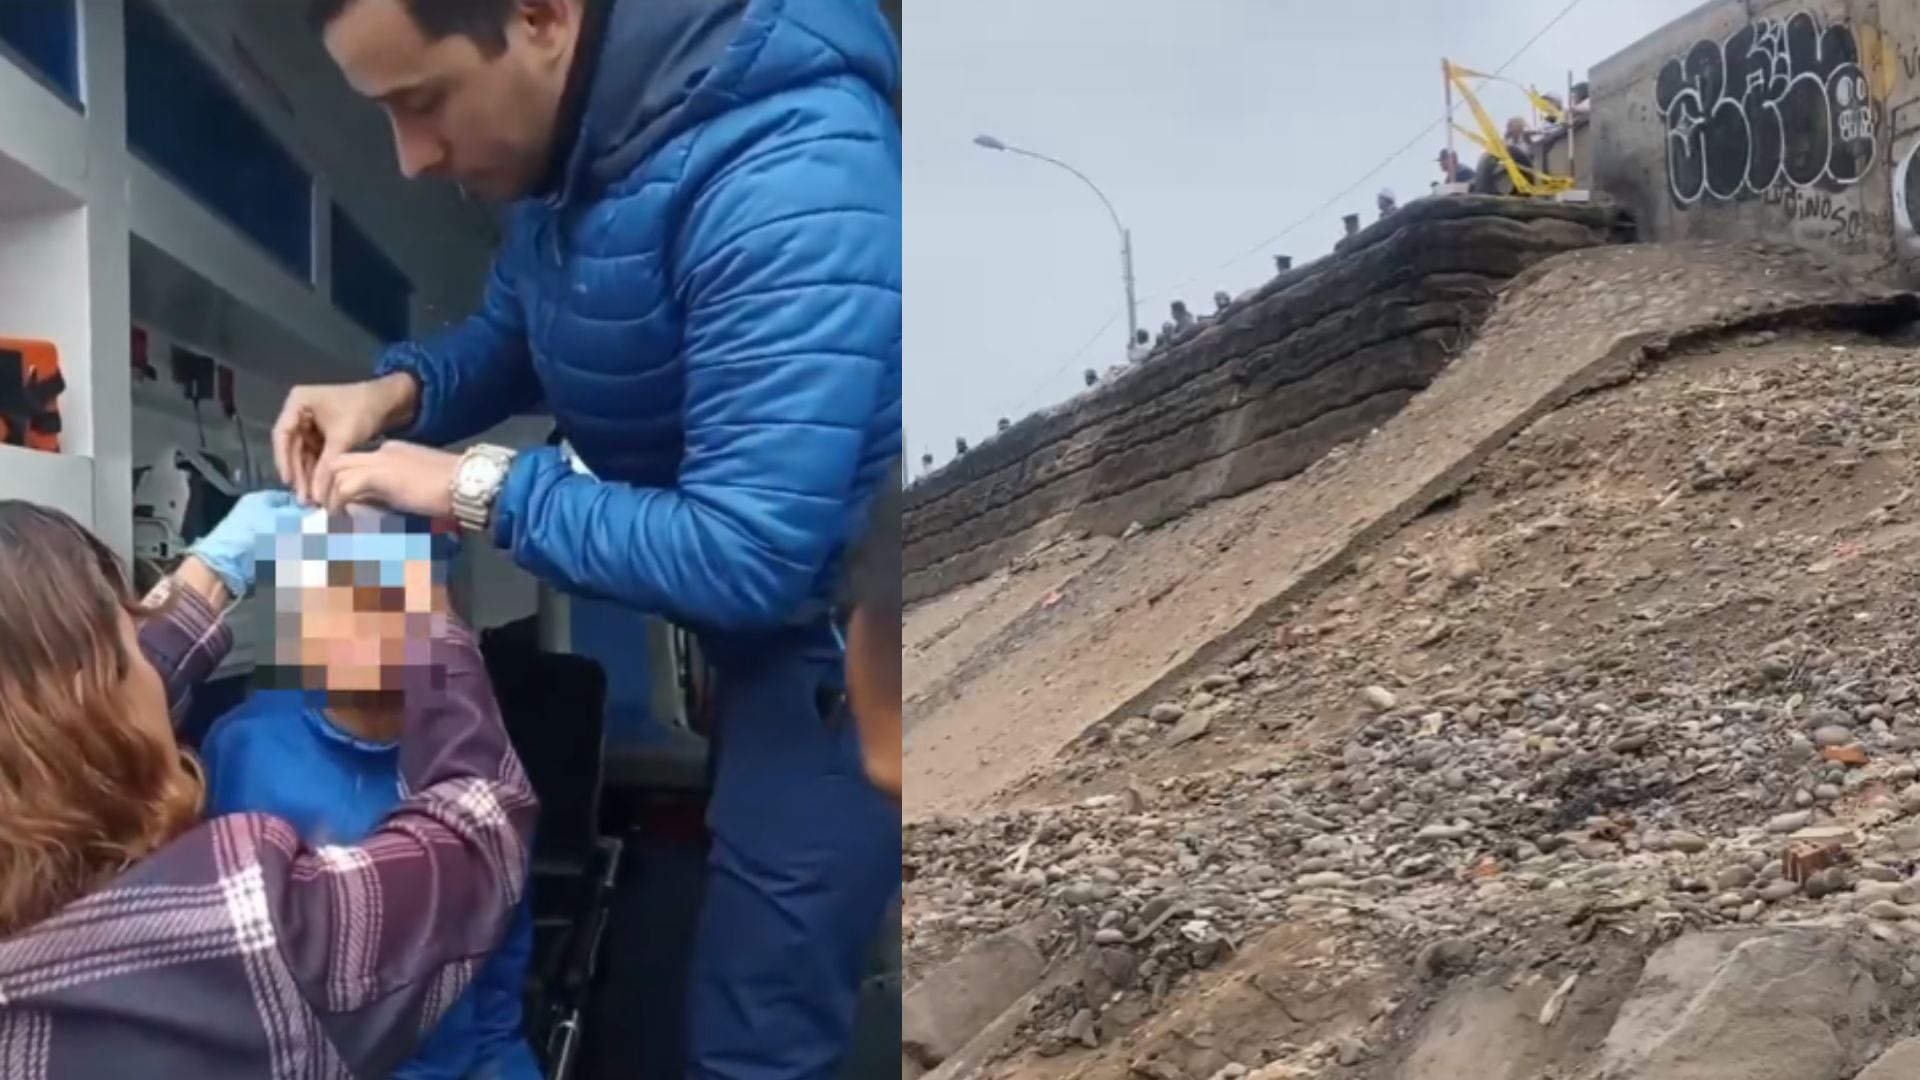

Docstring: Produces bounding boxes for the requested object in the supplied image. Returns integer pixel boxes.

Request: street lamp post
[974,134,1138,349]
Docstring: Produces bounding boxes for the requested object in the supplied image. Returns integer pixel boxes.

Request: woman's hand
[184,489,303,601]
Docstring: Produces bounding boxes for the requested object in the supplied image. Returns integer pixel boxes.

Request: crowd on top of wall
[917,81,1596,484]
[1434,80,1590,198]
[1123,83,1597,376]
[1138,288,1240,357]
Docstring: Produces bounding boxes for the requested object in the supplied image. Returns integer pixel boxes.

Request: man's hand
[321,441,460,519]
[273,373,420,505]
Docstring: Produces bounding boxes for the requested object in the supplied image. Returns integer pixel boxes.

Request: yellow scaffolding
[1443,59,1575,197]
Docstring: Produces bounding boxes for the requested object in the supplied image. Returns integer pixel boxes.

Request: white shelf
[0,51,84,209]
[0,97,95,527]
[0,442,93,523]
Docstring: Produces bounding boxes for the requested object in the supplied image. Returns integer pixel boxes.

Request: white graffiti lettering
[1654,11,1878,207]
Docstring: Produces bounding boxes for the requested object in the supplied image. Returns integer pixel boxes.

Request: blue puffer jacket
[375,0,901,636]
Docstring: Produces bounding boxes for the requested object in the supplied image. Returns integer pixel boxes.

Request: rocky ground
[904,327,1920,1079]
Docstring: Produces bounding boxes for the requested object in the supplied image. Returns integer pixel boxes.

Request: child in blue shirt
[199,507,541,1080]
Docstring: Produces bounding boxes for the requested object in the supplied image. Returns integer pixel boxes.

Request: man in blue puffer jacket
[273,2,901,1076]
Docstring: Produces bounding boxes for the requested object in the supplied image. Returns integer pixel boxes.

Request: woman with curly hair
[0,494,535,1079]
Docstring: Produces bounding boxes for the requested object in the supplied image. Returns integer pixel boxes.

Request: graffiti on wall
[1764,185,1885,244]
[1655,11,1878,208]
[1896,141,1920,250]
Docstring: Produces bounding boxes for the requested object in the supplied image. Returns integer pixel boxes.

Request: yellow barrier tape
[1442,58,1575,197]
[1446,61,1565,123]
[1446,62,1532,193]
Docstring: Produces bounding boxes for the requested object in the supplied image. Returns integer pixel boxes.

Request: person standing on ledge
[1127,328,1153,364]
[273,1,902,1076]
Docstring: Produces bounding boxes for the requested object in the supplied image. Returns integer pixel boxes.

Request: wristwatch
[450,444,517,534]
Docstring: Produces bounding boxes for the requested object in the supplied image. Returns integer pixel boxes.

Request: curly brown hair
[0,501,204,936]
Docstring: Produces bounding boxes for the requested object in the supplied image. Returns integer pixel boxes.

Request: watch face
[458,455,506,497]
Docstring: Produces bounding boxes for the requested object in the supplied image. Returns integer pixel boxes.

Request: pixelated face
[262,508,452,695]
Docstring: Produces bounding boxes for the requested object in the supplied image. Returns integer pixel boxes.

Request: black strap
[0,349,56,446]
[25,370,64,435]
[0,349,24,445]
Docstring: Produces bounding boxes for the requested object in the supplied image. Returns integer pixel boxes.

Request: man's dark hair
[307,0,518,54]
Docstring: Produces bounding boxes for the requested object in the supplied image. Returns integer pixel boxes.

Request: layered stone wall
[903,197,1634,604]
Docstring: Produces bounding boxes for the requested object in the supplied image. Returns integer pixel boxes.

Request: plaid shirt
[0,584,537,1079]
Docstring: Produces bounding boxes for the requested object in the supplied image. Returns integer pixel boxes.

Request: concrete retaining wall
[1592,0,1920,280]
[1538,114,1596,191]
[902,197,1632,605]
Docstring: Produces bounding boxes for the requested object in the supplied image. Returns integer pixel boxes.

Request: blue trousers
[687,644,901,1079]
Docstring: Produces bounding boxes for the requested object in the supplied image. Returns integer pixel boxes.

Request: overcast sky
[904,0,1704,468]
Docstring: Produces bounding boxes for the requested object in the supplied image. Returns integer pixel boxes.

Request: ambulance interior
[0,3,902,1078]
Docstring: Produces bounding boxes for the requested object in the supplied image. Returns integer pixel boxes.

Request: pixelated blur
[255,505,457,696]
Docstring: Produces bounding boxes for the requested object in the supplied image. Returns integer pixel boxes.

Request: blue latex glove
[188,489,302,598]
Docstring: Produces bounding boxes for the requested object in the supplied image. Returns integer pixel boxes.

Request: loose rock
[1767,811,1813,834]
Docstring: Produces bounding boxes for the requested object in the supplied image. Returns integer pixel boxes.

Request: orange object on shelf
[0,338,64,452]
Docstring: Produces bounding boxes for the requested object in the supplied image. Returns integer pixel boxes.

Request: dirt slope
[1025,330,1920,806]
[906,318,1920,1079]
[905,241,1917,821]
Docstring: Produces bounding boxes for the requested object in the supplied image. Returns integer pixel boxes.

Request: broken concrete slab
[1855,1037,1920,1080]
[1598,928,1902,1080]
[922,960,1085,1080]
[1394,945,1643,1080]
[902,915,1056,1070]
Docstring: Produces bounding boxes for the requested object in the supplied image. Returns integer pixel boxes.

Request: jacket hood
[560,0,901,199]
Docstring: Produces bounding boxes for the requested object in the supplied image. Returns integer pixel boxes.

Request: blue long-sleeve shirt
[200,691,539,1080]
